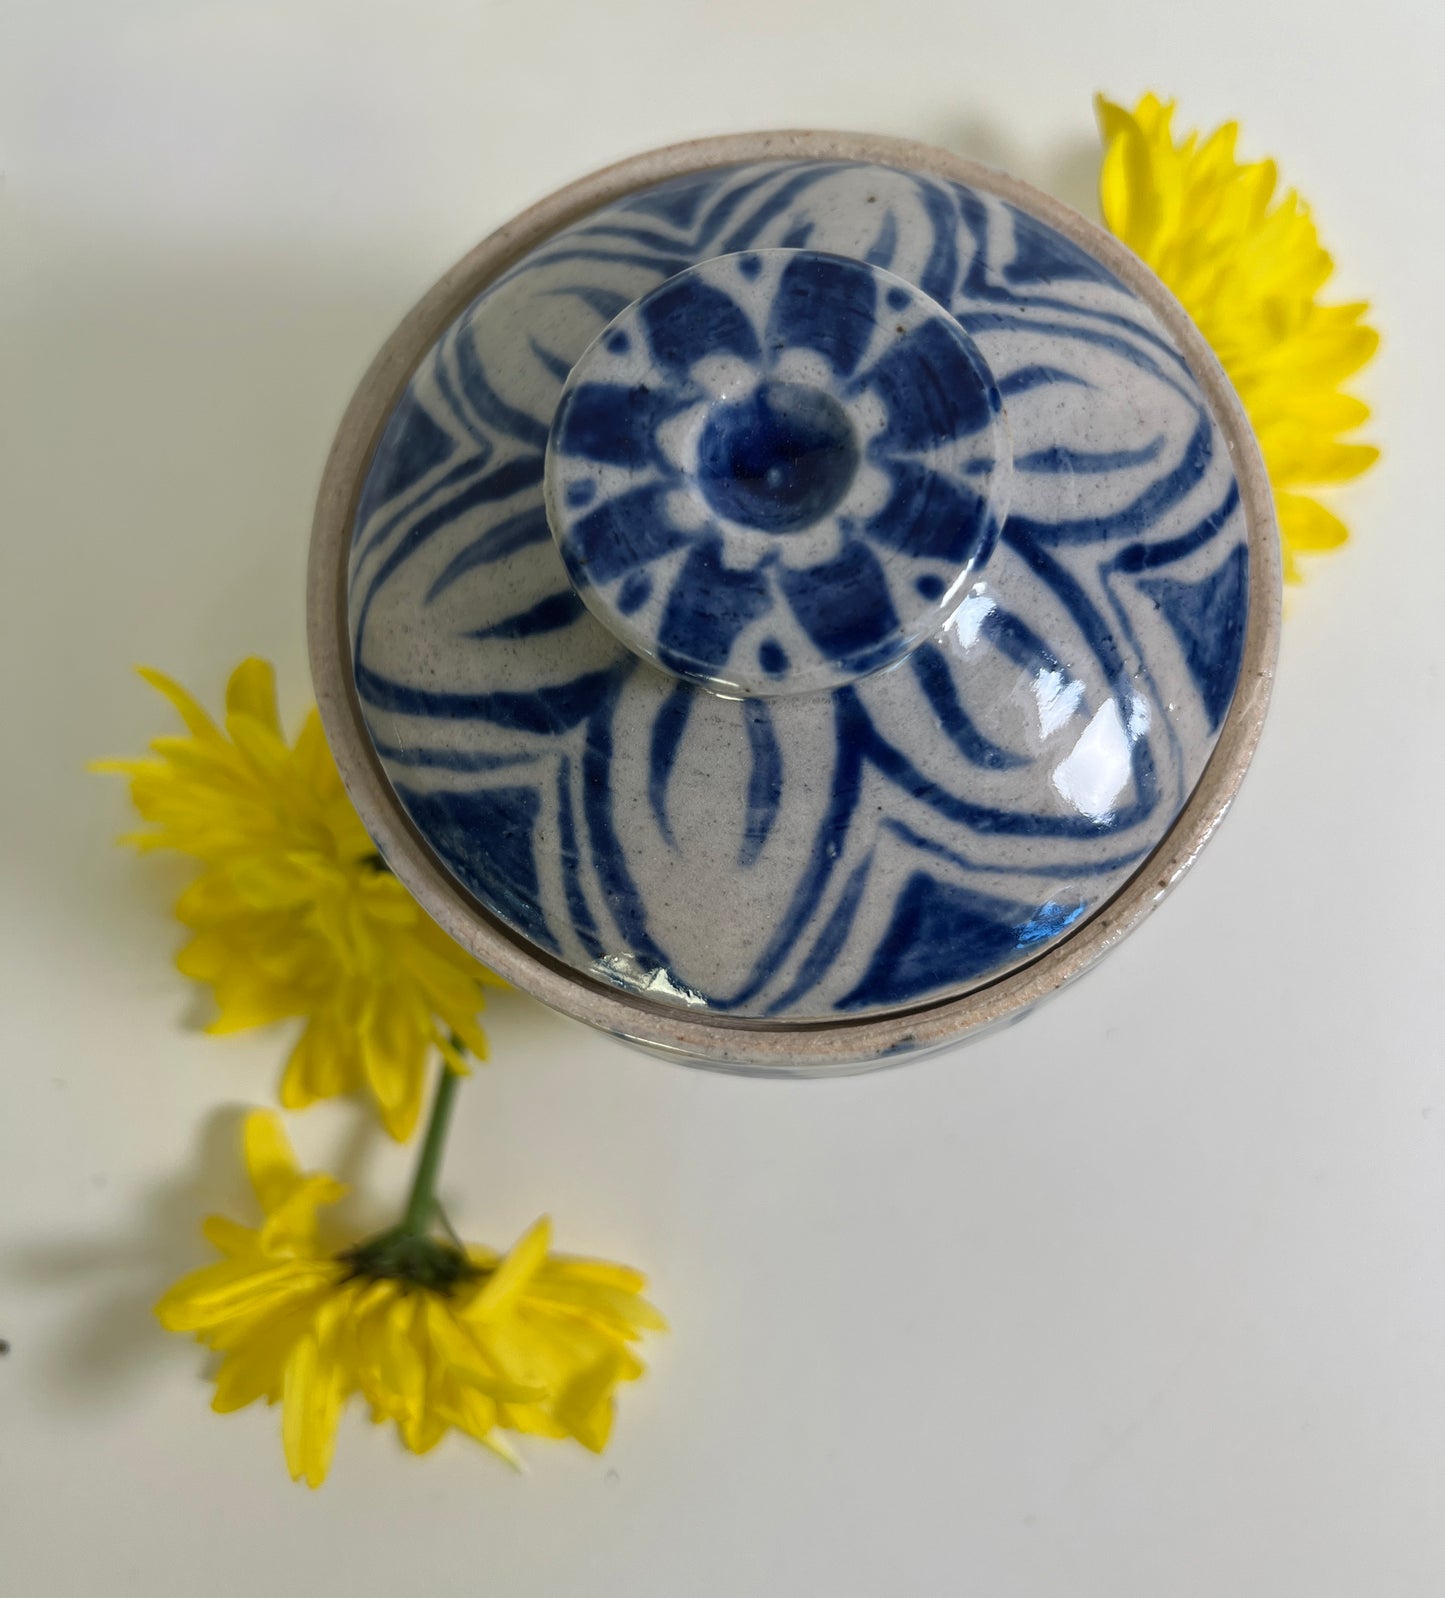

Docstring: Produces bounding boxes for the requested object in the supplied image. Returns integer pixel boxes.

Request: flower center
[695,380,858,533]
[339,1229,478,1296]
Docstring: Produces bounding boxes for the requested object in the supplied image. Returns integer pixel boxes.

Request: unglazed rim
[308,129,1282,1075]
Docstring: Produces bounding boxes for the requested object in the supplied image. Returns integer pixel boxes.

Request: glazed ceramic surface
[345,156,1252,1024]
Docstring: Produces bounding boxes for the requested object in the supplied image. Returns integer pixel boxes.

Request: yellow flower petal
[467,1217,553,1322]
[135,666,223,742]
[1264,437,1381,488]
[156,1258,334,1331]
[201,1214,260,1258]
[157,1106,662,1479]
[423,1297,545,1404]
[258,1172,348,1254]
[211,1309,307,1412]
[224,658,283,737]
[1097,91,1379,582]
[550,1350,631,1453]
[95,662,502,1138]
[244,1112,302,1212]
[282,1292,350,1487]
[1277,493,1350,555]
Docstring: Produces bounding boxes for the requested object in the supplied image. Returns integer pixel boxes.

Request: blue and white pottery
[309,131,1280,1072]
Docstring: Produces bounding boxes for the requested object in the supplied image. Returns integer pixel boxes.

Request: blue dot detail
[886,286,910,311]
[759,639,789,677]
[617,571,653,615]
[915,573,946,601]
[565,480,596,508]
[606,330,631,355]
[737,254,763,280]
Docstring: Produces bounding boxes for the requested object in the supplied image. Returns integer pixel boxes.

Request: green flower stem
[400,1051,464,1237]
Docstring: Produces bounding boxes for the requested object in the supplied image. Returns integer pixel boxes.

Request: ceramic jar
[308,131,1280,1073]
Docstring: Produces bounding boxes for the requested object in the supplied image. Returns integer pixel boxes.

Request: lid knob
[545,248,1011,697]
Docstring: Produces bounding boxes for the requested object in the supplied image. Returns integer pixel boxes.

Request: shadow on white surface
[3,1104,253,1404]
[919,119,1101,220]
[1,1096,400,1407]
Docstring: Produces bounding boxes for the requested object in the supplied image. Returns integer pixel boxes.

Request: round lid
[340,148,1258,1024]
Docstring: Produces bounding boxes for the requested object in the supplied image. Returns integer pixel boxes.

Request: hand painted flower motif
[546,248,1013,695]
[156,1111,665,1486]
[1096,93,1380,581]
[94,659,502,1139]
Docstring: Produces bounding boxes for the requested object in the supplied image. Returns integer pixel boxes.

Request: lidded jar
[309,131,1279,1072]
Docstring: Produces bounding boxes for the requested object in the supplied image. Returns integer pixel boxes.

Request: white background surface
[3,2,1443,1594]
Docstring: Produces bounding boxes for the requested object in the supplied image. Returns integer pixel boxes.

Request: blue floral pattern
[346,160,1252,1021]
[545,249,1011,696]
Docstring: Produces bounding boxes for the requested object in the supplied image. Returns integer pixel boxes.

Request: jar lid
[317,134,1276,1048]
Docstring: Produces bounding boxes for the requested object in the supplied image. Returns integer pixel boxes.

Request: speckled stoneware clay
[310,131,1279,1071]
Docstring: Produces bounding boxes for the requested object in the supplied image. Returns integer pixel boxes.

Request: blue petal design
[716,164,846,253]
[367,738,539,774]
[913,177,960,305]
[623,170,719,228]
[1003,210,1124,287]
[528,338,574,384]
[555,755,603,958]
[879,817,1149,879]
[355,390,455,535]
[452,330,550,450]
[845,688,1156,838]
[581,672,670,969]
[647,683,693,849]
[836,873,1032,1010]
[1005,411,1215,549]
[1015,436,1165,474]
[1136,543,1249,731]
[764,850,875,1014]
[721,693,866,1010]
[543,285,634,322]
[866,462,991,564]
[355,663,617,733]
[424,506,551,604]
[465,590,584,641]
[355,451,494,567]
[640,276,759,374]
[523,245,693,279]
[865,210,899,269]
[965,311,1195,404]
[394,782,557,953]
[617,571,652,614]
[358,457,545,630]
[997,365,1090,399]
[766,251,877,378]
[1104,479,1241,573]
[910,646,1027,769]
[739,700,783,867]
[863,317,997,449]
[567,485,690,586]
[578,220,714,253]
[980,606,1064,676]
[778,542,901,679]
[553,381,688,470]
[656,538,774,675]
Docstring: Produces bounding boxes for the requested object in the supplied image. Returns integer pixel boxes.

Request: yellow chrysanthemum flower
[156,1110,665,1487]
[1096,92,1380,581]
[96,659,503,1140]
